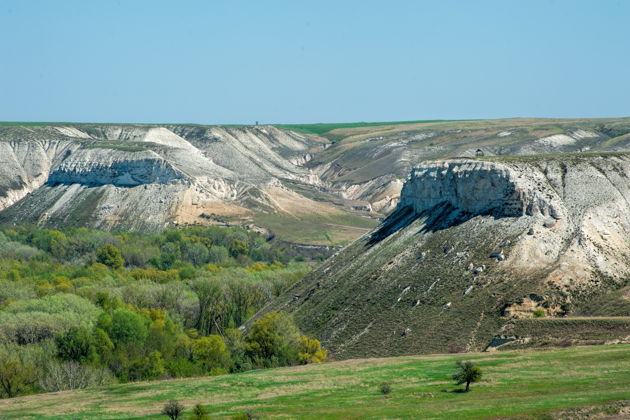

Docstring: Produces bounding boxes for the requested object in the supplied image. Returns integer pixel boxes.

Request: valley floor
[1,344,629,419]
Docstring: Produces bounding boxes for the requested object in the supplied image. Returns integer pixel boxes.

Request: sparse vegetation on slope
[258,154,630,359]
[277,120,450,141]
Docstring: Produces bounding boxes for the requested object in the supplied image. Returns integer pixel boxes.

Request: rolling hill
[1,118,630,245]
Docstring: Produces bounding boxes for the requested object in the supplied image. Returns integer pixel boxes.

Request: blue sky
[1,0,628,124]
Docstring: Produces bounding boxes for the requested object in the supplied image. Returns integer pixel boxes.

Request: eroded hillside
[258,153,630,358]
[0,124,374,243]
[1,118,630,244]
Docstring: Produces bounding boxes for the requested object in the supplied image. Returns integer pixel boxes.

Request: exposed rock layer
[401,160,561,219]
[256,154,630,358]
[1,118,630,240]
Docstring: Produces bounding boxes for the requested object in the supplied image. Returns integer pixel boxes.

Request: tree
[182,242,209,266]
[192,335,231,373]
[245,311,301,367]
[230,239,249,257]
[0,356,36,398]
[56,327,96,363]
[142,351,166,380]
[108,309,148,346]
[161,400,184,419]
[96,244,124,269]
[297,336,327,364]
[191,278,226,336]
[452,361,482,392]
[226,277,264,328]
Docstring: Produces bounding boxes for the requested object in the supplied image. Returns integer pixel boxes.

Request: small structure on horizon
[475,148,485,157]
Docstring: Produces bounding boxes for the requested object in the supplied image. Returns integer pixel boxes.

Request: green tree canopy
[56,327,97,363]
[108,309,148,346]
[192,335,232,373]
[96,244,124,269]
[453,361,483,392]
[246,311,301,366]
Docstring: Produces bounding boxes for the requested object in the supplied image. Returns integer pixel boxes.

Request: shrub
[297,336,327,364]
[161,400,185,419]
[207,246,229,264]
[108,309,148,346]
[192,335,232,373]
[0,354,37,398]
[38,361,114,392]
[532,309,545,318]
[5,294,102,327]
[379,382,392,395]
[0,312,74,344]
[190,403,210,420]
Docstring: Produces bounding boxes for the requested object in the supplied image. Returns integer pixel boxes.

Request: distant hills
[1,117,629,247]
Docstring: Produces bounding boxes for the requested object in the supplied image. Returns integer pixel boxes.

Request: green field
[253,211,377,245]
[1,344,628,419]
[277,120,450,137]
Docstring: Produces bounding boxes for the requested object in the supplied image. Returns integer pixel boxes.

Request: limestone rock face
[401,160,561,219]
[397,156,630,282]
[47,149,184,187]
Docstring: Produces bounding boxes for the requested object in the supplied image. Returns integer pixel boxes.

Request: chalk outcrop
[257,154,630,358]
[47,150,184,187]
[0,124,331,232]
[400,160,561,219]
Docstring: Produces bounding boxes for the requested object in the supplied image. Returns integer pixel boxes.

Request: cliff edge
[257,153,630,358]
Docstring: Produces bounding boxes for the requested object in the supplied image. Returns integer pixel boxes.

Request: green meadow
[1,344,628,419]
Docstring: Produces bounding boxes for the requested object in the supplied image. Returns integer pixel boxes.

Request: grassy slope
[0,345,628,419]
[253,211,376,245]
[496,317,630,350]
[276,120,452,141]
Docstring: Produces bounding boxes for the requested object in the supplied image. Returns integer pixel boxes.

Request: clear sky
[1,0,628,124]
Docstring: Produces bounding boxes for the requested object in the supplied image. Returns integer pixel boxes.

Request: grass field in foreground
[0,344,628,419]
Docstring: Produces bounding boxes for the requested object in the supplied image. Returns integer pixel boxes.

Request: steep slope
[0,124,374,240]
[1,118,630,243]
[259,153,630,358]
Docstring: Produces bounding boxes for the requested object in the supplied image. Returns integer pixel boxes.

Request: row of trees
[3,224,291,269]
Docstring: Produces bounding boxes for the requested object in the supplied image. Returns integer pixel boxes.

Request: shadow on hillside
[367,205,418,245]
[367,202,477,246]
[441,388,469,394]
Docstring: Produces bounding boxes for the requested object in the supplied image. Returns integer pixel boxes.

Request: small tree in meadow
[452,361,482,392]
[161,400,184,419]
